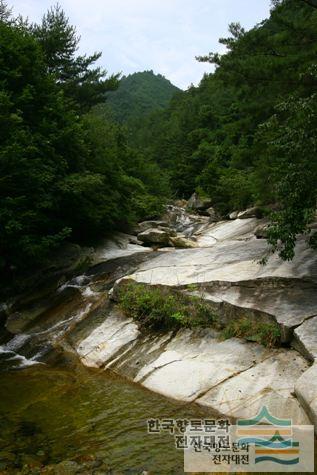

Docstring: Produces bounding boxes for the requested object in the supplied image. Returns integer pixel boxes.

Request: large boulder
[137,228,171,246]
[293,316,317,362]
[238,207,262,219]
[169,236,197,249]
[254,223,270,239]
[295,364,317,431]
[93,232,152,263]
[135,220,169,234]
[229,211,239,220]
[206,207,220,222]
[186,193,212,212]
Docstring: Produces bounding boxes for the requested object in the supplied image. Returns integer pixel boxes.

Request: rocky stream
[1,202,317,473]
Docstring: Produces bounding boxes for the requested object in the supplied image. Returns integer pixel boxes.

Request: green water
[0,364,214,474]
[1,365,316,474]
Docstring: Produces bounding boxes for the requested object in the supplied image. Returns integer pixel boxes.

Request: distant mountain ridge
[106,70,180,123]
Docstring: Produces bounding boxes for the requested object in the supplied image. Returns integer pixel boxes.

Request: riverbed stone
[195,283,317,343]
[76,309,140,368]
[169,236,197,249]
[254,222,270,239]
[133,329,268,402]
[135,220,169,234]
[74,307,311,426]
[295,363,317,431]
[129,237,317,287]
[238,207,262,219]
[125,216,317,342]
[137,228,171,246]
[197,351,310,425]
[229,211,239,220]
[196,218,263,245]
[94,233,152,263]
[164,205,210,236]
[293,317,317,361]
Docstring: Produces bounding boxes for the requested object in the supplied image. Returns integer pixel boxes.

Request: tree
[0,0,12,23]
[0,22,70,270]
[33,4,119,111]
[136,0,317,257]
[0,4,171,293]
[257,93,317,260]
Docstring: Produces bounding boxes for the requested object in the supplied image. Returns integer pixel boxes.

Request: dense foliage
[135,0,317,259]
[117,281,217,331]
[1,0,316,284]
[106,71,180,123]
[117,281,281,347]
[0,2,169,279]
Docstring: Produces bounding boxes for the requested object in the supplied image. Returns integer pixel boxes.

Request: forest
[106,70,179,123]
[1,0,317,286]
[0,1,169,283]
[133,0,317,261]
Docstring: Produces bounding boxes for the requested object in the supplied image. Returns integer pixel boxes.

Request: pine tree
[0,0,12,23]
[33,4,119,111]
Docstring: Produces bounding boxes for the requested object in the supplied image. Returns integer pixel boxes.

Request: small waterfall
[0,334,42,369]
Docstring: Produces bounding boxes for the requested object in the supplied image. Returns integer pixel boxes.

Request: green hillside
[106,70,180,122]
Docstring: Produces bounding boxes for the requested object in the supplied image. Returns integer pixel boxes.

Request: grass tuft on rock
[117,281,217,331]
[221,317,281,348]
[116,281,282,348]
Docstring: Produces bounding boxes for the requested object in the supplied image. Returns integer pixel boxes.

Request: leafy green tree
[0,20,87,271]
[138,0,317,257]
[257,94,317,259]
[0,0,11,23]
[33,4,119,111]
[0,4,171,293]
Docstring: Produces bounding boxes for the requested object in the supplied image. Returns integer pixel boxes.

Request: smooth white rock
[76,310,140,368]
[199,285,317,334]
[129,237,317,287]
[197,351,310,425]
[197,218,261,244]
[135,329,268,402]
[294,317,317,361]
[94,233,151,263]
[238,207,261,219]
[295,363,317,431]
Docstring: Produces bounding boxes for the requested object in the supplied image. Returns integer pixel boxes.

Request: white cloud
[11,0,271,89]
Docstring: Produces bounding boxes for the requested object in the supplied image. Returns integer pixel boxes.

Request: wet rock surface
[2,203,317,431]
[69,303,309,425]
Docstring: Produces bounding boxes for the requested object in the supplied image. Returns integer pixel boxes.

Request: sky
[11,0,272,89]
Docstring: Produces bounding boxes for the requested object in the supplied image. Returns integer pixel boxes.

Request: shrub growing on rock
[117,281,217,331]
[221,317,281,348]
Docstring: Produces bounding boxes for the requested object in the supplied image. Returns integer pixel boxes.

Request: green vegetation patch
[117,281,281,348]
[221,317,281,348]
[117,281,217,331]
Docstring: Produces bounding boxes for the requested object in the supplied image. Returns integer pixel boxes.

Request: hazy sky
[11,0,271,89]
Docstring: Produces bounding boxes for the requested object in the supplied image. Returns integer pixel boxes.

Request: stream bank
[1,203,317,472]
